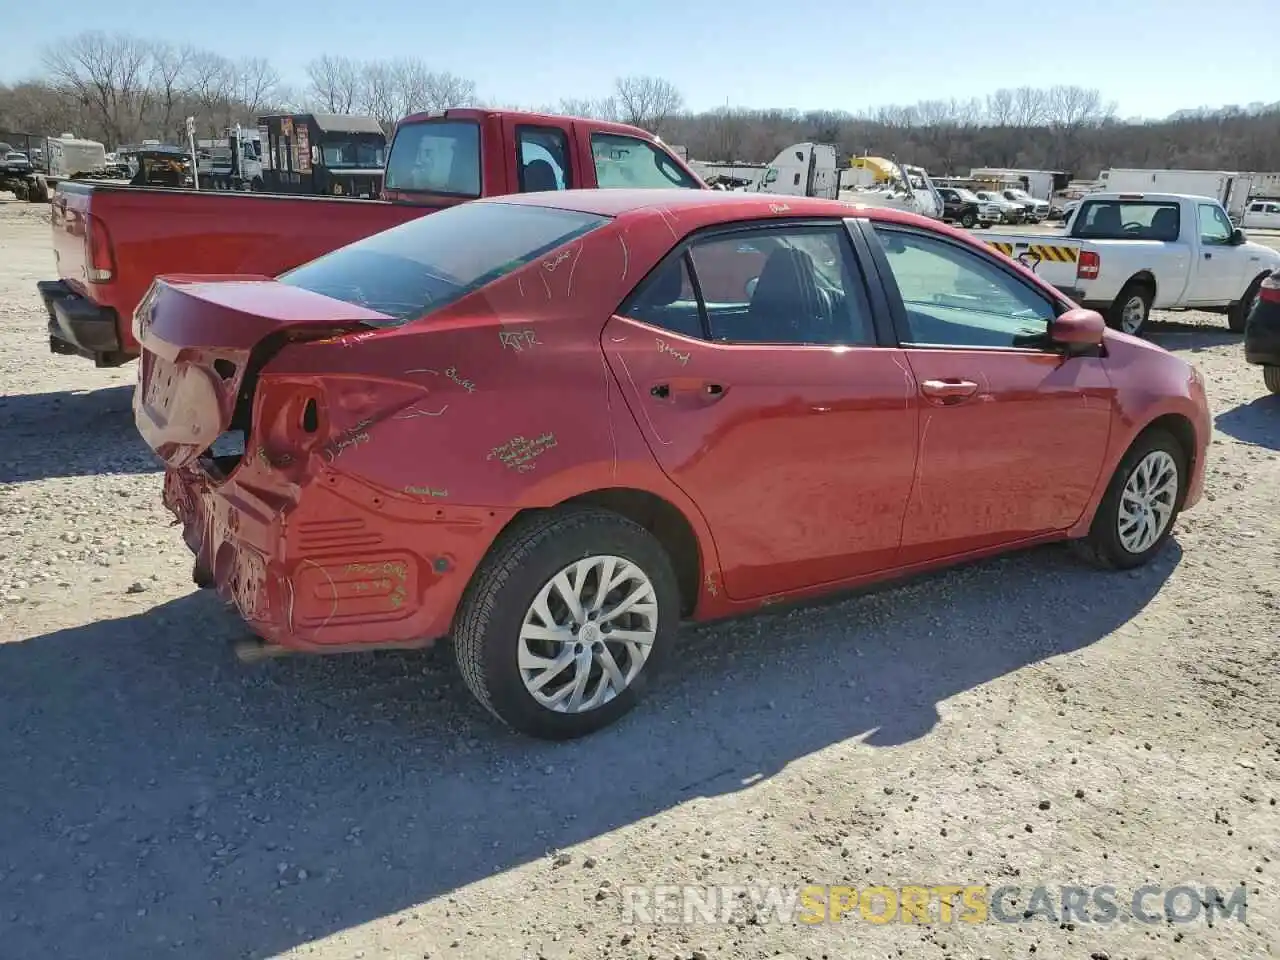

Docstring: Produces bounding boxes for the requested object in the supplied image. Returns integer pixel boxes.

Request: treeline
[2,30,1278,179]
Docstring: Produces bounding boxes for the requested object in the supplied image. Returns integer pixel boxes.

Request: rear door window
[279,201,609,324]
[384,120,481,196]
[517,126,572,191]
[591,133,700,189]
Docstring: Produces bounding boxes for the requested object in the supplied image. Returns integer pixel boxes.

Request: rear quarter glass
[277,202,611,324]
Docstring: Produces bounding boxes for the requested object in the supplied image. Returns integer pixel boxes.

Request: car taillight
[1077,250,1101,281]
[1260,271,1280,304]
[84,213,115,283]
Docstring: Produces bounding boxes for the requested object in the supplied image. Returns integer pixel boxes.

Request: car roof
[476,188,940,230]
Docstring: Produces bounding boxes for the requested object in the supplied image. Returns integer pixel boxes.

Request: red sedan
[133,189,1211,739]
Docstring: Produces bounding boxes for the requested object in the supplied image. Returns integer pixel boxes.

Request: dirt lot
[0,198,1276,960]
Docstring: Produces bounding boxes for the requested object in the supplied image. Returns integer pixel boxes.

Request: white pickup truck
[979,192,1280,335]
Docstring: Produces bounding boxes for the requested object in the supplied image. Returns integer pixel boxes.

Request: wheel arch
[559,487,704,618]
[1123,270,1157,300]
[1070,409,1200,538]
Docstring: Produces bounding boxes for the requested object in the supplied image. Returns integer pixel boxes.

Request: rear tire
[1108,281,1153,336]
[1073,428,1186,570]
[1264,365,1280,395]
[453,507,680,740]
[1227,275,1264,333]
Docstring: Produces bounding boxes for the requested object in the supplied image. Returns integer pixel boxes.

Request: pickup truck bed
[37,107,706,367]
[40,184,426,365]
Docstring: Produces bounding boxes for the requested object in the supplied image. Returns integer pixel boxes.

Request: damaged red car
[134,189,1211,739]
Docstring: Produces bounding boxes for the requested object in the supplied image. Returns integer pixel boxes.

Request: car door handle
[650,380,727,404]
[920,379,979,403]
[1204,252,1212,260]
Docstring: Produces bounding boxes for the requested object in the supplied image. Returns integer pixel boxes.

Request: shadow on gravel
[1146,322,1240,353]
[0,384,160,483]
[1214,394,1280,449]
[2,545,1177,957]
[0,541,1179,958]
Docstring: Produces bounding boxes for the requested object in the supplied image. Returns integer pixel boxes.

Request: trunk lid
[134,276,392,469]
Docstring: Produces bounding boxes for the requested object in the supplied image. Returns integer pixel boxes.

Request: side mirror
[1230,227,1246,245]
[1050,308,1106,347]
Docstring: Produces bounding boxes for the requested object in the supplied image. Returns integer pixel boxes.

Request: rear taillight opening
[1260,272,1280,304]
[84,213,116,283]
[1077,250,1101,281]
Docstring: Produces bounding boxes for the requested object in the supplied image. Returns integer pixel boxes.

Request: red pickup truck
[37,108,705,367]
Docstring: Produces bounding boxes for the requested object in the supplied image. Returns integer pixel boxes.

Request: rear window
[384,120,480,196]
[1074,200,1180,241]
[278,201,609,324]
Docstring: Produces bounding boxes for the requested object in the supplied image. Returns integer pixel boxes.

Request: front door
[1188,201,1249,305]
[863,222,1115,563]
[603,222,918,600]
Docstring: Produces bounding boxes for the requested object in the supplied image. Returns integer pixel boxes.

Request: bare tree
[613,75,683,134]
[556,97,618,121]
[234,57,281,121]
[306,54,362,114]
[986,88,1015,126]
[185,50,235,134]
[42,31,153,144]
[1011,86,1049,127]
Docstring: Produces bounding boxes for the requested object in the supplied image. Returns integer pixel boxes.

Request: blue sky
[3,0,1277,118]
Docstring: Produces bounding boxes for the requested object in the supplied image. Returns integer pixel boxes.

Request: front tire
[960,211,977,229]
[453,507,680,740]
[1264,365,1280,395]
[1075,428,1186,570]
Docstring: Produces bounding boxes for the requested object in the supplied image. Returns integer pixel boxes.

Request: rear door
[858,219,1115,562]
[602,220,917,600]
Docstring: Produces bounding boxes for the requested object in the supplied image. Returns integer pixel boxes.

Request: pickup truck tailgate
[979,233,1085,297]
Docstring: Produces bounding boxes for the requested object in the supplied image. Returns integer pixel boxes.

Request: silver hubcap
[517,555,658,713]
[1118,450,1178,554]
[1121,296,1146,334]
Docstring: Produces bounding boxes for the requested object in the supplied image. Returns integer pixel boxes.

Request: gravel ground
[0,197,1277,960]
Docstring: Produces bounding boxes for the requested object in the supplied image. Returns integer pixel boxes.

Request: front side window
[279,201,609,324]
[591,133,700,190]
[687,226,875,345]
[1075,200,1181,242]
[384,120,480,196]
[872,227,1057,348]
[517,126,572,191]
[1197,202,1234,244]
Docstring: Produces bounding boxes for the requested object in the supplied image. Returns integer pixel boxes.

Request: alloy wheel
[517,555,658,714]
[1117,450,1179,554]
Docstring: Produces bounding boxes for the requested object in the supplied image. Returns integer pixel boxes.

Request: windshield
[1008,189,1035,202]
[385,120,479,195]
[954,188,981,202]
[278,200,610,324]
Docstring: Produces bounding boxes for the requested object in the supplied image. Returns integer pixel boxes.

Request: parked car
[1002,188,1051,222]
[1243,266,1280,394]
[1242,200,1280,231]
[133,190,1211,739]
[975,190,1025,223]
[935,186,1000,228]
[38,108,706,368]
[982,192,1280,335]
